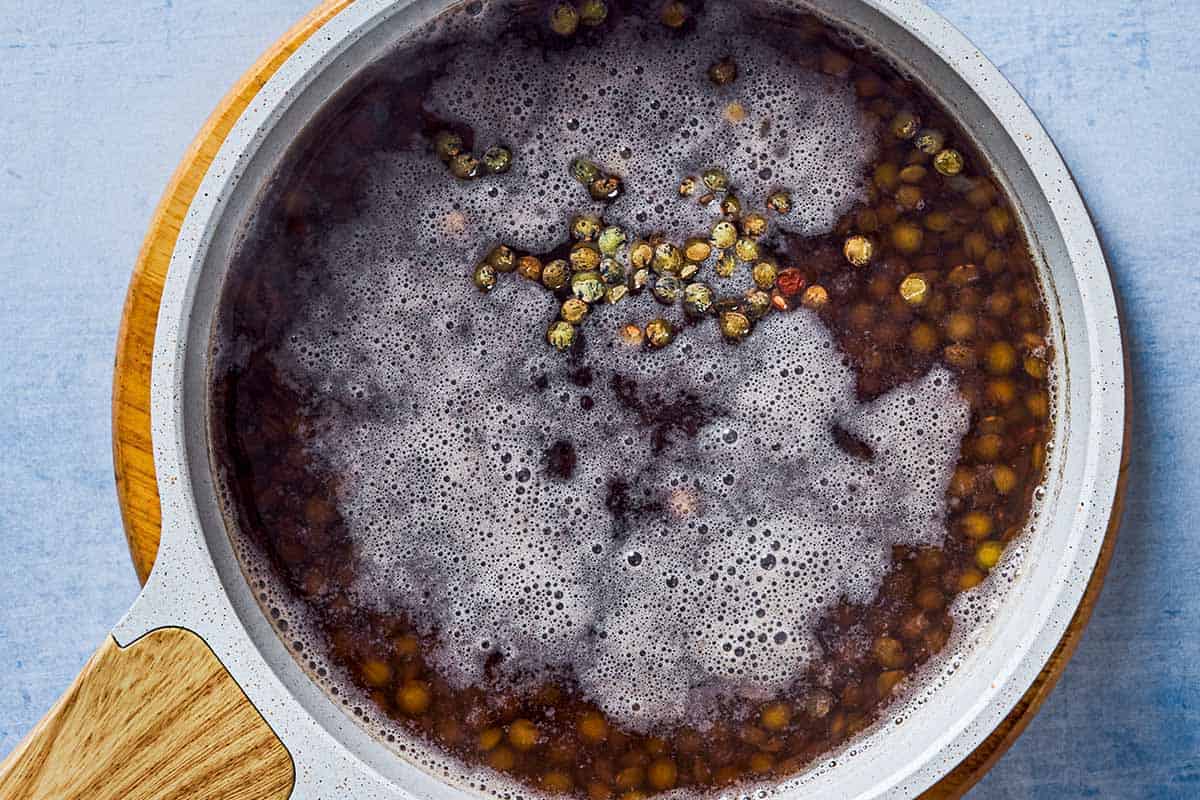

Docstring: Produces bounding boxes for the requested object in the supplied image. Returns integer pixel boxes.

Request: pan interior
[159,1,1114,798]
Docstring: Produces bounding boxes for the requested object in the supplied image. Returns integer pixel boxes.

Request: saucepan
[0,1,1125,798]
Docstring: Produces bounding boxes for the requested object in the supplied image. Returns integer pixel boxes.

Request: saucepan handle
[0,626,294,800]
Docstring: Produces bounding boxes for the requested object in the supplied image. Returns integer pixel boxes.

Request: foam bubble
[280,251,968,733]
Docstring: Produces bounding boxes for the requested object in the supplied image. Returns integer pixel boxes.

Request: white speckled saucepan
[13,1,1129,798]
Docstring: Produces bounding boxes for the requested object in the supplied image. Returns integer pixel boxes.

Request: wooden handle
[0,627,294,800]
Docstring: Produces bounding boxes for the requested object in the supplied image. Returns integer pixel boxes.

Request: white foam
[368,2,877,259]
[236,1,974,738]
[236,0,974,734]
[282,262,969,734]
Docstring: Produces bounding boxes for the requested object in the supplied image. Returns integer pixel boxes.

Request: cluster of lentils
[470,156,824,354]
[464,71,973,358]
[432,130,513,180]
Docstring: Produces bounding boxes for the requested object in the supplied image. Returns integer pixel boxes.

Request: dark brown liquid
[212,1,1052,795]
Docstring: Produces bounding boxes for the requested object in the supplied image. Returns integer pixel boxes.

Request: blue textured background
[0,1,1195,796]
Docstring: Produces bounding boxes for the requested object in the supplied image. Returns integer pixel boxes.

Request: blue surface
[0,1,1195,796]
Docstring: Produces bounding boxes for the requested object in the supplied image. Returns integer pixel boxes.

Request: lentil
[550,3,580,36]
[579,0,608,26]
[843,235,874,267]
[708,57,738,85]
[645,318,675,348]
[542,259,569,290]
[483,146,513,174]
[547,321,576,350]
[472,263,497,292]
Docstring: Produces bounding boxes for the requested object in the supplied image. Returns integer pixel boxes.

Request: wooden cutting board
[110,2,1128,796]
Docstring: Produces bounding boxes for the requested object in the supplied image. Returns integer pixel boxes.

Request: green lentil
[652,242,683,274]
[630,241,654,270]
[734,237,760,263]
[600,257,625,285]
[914,128,946,154]
[719,310,752,340]
[449,153,482,180]
[547,320,576,351]
[434,131,463,161]
[767,191,792,214]
[516,256,542,282]
[645,318,675,348]
[473,263,497,292]
[742,213,767,238]
[801,283,829,309]
[542,259,569,290]
[708,57,738,86]
[570,242,602,272]
[933,148,965,176]
[589,175,622,201]
[744,288,772,319]
[598,226,627,256]
[571,270,606,303]
[652,275,683,305]
[702,167,730,193]
[715,252,737,278]
[571,157,601,185]
[843,235,874,267]
[683,237,712,263]
[578,0,608,26]
[549,2,579,36]
[711,221,738,250]
[561,297,590,323]
[487,245,516,272]
[683,282,715,315]
[890,112,920,140]
[571,214,603,241]
[482,146,512,174]
[659,0,688,28]
[752,261,778,289]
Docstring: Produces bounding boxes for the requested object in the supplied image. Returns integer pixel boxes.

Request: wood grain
[110,1,1128,796]
[0,627,294,800]
[112,0,355,583]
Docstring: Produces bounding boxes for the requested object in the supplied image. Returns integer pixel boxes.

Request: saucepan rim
[117,1,1125,797]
